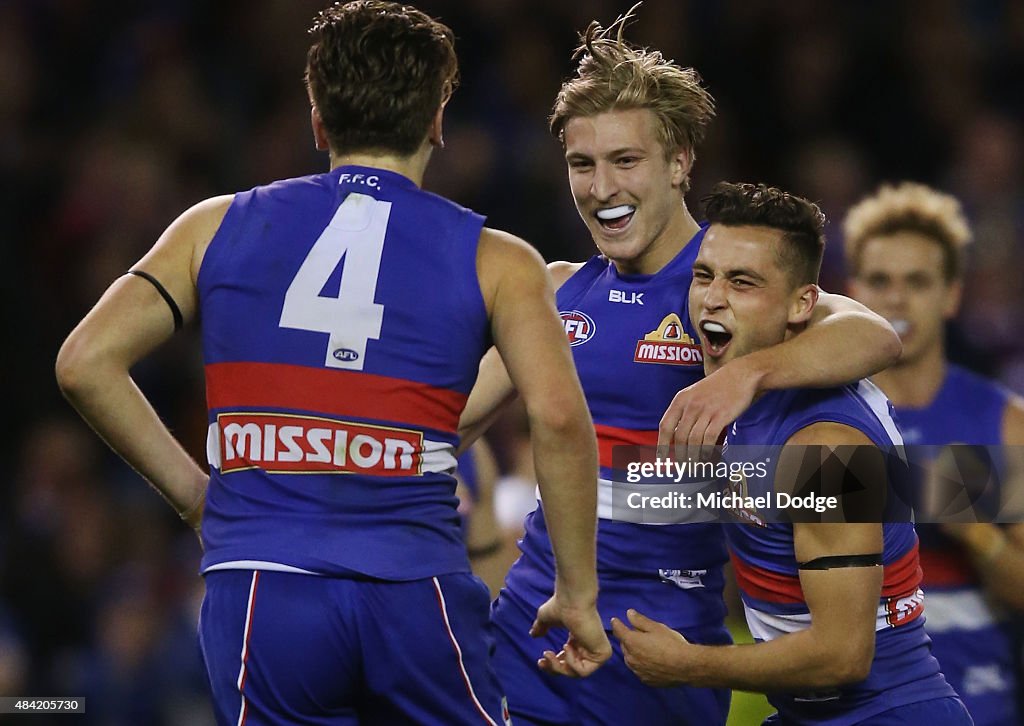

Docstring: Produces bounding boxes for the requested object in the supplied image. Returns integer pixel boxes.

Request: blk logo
[560,310,596,346]
[609,290,644,305]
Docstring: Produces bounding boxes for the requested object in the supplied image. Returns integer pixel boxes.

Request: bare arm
[457,260,583,451]
[941,398,1024,609]
[460,439,516,598]
[616,422,884,691]
[661,290,902,448]
[55,195,232,531]
[476,232,609,672]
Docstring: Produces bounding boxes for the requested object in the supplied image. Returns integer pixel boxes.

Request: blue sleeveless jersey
[894,365,1017,725]
[725,381,958,725]
[505,226,729,629]
[196,165,490,580]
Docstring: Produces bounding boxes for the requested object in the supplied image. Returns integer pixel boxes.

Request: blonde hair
[549,3,714,193]
[843,182,972,281]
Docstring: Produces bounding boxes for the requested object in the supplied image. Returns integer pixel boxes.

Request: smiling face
[848,232,961,366]
[563,108,692,275]
[689,224,818,374]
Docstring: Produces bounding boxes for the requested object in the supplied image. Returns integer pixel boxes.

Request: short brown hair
[550,4,714,193]
[703,182,826,285]
[305,1,459,157]
[842,182,971,281]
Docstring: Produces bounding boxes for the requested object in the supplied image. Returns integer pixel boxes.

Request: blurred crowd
[2,1,1023,723]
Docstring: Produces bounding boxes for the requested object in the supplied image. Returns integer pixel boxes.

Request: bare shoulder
[181,195,235,278]
[1001,395,1024,445]
[476,227,551,314]
[547,260,586,290]
[477,226,547,268]
[786,421,874,447]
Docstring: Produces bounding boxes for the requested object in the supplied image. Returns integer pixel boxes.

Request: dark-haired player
[615,182,971,725]
[56,2,610,723]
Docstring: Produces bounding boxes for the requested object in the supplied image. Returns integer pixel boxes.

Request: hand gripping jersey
[505,226,728,629]
[197,166,490,580]
[725,381,959,725]
[895,364,1018,726]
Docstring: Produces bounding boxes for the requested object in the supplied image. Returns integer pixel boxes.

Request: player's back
[196,165,490,580]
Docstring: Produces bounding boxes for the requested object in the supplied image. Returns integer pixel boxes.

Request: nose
[882,281,908,312]
[702,276,728,311]
[590,161,619,202]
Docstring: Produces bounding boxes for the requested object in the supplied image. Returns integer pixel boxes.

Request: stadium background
[2,1,1022,723]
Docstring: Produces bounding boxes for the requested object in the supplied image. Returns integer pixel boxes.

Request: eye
[864,274,890,290]
[616,156,640,167]
[567,158,593,171]
[731,278,754,288]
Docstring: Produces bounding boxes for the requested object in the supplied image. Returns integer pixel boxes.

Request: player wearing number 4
[56,2,610,724]
[613,183,972,725]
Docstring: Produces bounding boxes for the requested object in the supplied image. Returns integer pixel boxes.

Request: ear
[427,81,453,148]
[942,279,962,320]
[788,284,819,326]
[670,146,693,189]
[310,106,330,151]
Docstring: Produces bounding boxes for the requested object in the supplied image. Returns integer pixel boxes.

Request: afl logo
[560,310,596,347]
[332,348,360,362]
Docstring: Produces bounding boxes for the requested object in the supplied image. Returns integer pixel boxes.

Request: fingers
[538,649,578,677]
[529,617,549,638]
[626,608,654,631]
[609,616,631,641]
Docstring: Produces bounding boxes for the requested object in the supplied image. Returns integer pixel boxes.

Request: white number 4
[279,193,389,370]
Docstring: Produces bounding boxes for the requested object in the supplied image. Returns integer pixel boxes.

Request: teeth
[596,205,636,221]
[890,319,910,336]
[702,321,727,334]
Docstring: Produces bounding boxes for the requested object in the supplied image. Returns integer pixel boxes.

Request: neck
[329,145,432,187]
[615,199,701,276]
[871,340,947,408]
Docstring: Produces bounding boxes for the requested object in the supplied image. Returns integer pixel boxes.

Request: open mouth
[700,320,733,357]
[595,204,636,231]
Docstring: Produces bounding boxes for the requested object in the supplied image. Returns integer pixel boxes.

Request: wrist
[731,351,770,393]
[554,581,599,610]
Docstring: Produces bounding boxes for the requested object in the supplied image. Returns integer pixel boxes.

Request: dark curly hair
[305,1,459,157]
[703,182,826,285]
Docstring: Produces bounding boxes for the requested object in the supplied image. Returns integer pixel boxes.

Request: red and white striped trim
[431,577,499,726]
[235,571,260,726]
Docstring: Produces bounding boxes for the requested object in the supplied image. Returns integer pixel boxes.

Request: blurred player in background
[55,1,610,724]
[458,8,901,725]
[616,182,972,725]
[844,181,1024,725]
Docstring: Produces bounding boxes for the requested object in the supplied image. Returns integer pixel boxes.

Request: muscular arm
[661,290,902,448]
[457,260,583,451]
[55,196,232,530]
[477,236,596,598]
[616,422,884,691]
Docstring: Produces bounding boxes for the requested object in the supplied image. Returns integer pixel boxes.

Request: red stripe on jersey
[730,552,805,604]
[595,424,658,469]
[917,544,976,588]
[881,541,923,597]
[206,362,466,435]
